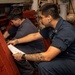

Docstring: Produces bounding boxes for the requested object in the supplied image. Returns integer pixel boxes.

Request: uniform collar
[54,17,64,33]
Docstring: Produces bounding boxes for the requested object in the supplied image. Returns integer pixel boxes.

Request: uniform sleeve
[51,28,75,51]
[40,27,51,39]
[8,26,18,36]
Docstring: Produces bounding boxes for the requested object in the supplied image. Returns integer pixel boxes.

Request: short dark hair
[40,3,59,19]
[8,8,23,20]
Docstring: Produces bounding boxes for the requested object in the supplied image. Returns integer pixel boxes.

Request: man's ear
[47,18,50,21]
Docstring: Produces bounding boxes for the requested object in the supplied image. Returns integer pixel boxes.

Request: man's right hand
[7,39,19,45]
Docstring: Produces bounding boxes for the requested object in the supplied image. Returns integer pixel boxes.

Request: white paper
[8,44,25,54]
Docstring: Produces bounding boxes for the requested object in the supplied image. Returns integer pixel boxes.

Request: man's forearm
[16,32,42,44]
[16,34,35,44]
[25,53,45,61]
[3,31,10,39]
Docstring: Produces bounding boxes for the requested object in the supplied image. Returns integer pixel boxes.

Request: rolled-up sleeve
[40,27,53,39]
[51,28,75,51]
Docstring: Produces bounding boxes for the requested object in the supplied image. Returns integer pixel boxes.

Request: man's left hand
[13,53,23,61]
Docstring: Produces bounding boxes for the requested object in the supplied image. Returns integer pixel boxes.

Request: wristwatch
[21,54,26,60]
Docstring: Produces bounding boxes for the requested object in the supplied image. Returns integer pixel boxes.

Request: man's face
[10,18,21,27]
[39,12,51,27]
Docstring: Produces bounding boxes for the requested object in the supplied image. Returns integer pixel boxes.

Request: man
[3,8,45,75]
[8,3,75,75]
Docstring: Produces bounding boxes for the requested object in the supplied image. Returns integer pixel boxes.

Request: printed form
[8,44,24,54]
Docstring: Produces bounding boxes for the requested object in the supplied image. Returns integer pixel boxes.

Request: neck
[20,18,25,25]
[50,18,59,29]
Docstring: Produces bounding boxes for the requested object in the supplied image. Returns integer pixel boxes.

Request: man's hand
[7,39,19,45]
[13,53,23,61]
